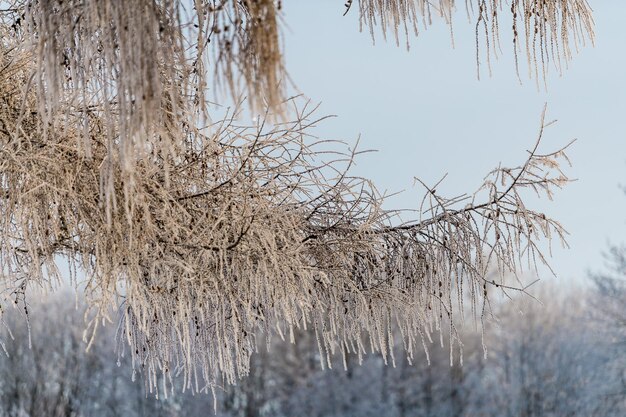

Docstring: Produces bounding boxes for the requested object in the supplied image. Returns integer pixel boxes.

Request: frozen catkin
[0,0,585,396]
[354,0,594,79]
[13,0,286,187]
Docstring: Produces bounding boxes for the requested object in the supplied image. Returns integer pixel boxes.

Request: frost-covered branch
[0,40,572,392]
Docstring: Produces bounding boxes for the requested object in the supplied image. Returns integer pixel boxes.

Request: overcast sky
[279,1,626,284]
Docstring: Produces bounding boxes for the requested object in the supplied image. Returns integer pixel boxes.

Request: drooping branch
[1,41,572,392]
[0,0,286,186]
[352,0,595,80]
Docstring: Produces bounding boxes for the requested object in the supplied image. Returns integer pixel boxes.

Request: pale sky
[280,1,626,284]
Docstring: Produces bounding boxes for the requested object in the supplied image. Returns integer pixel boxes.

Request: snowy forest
[1,267,625,416]
[1,0,625,416]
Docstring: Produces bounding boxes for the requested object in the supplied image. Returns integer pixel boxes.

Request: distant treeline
[0,277,624,417]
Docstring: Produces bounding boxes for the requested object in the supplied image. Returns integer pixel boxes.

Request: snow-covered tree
[470,289,619,417]
[591,245,626,410]
[0,0,593,393]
